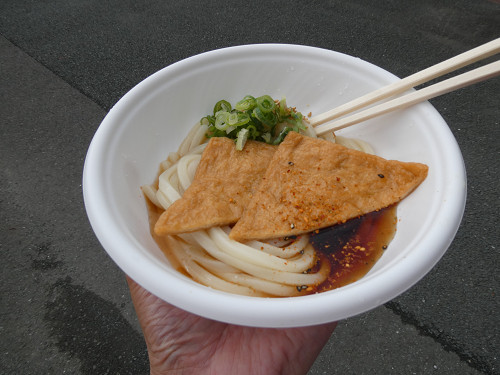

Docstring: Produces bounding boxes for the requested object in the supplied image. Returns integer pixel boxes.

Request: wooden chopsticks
[310,38,500,136]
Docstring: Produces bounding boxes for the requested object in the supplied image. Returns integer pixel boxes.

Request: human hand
[127,276,336,375]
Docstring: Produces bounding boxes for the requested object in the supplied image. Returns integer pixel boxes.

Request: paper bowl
[83,44,466,327]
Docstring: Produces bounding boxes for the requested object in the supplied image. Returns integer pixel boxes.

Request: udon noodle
[142,122,375,297]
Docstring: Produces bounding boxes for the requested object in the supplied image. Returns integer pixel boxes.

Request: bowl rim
[83,43,466,327]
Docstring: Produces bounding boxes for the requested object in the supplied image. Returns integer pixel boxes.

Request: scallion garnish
[235,128,249,151]
[256,95,276,113]
[213,99,232,115]
[202,94,306,149]
[235,95,257,111]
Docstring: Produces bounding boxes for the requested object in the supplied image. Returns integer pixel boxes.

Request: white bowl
[83,44,466,327]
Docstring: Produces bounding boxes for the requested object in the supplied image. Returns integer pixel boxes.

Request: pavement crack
[385,301,496,374]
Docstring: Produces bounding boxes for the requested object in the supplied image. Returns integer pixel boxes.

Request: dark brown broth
[306,204,398,294]
[146,197,398,296]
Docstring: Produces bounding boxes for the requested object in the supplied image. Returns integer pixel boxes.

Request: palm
[127,277,336,375]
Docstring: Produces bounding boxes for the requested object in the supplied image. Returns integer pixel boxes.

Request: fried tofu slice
[229,132,428,242]
[154,137,277,236]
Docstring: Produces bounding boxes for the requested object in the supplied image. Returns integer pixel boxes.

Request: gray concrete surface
[1,1,498,374]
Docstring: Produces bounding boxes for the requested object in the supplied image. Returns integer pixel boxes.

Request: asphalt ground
[1,1,499,374]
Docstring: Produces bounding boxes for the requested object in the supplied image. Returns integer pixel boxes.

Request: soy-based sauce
[147,196,398,296]
[306,204,398,294]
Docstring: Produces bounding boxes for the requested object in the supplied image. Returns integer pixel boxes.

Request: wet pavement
[1,1,499,374]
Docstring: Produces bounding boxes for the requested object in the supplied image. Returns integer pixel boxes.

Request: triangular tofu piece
[229,131,428,242]
[155,137,277,236]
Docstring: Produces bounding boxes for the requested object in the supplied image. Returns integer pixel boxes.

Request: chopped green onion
[235,128,249,150]
[252,107,276,129]
[279,97,288,118]
[200,116,212,126]
[261,132,272,143]
[256,95,276,113]
[227,112,239,126]
[246,124,258,138]
[273,127,292,145]
[215,111,230,130]
[202,94,307,149]
[235,95,256,111]
[227,112,251,127]
[213,100,231,115]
